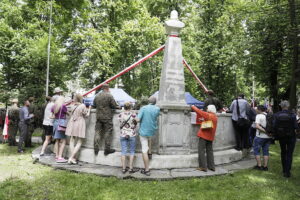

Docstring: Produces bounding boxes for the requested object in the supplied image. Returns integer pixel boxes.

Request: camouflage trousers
[25,124,35,147]
[8,125,18,146]
[94,119,113,151]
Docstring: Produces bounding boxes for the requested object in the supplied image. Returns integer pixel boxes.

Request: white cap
[54,87,63,93]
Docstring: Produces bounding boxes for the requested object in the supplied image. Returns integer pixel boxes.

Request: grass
[32,128,43,137]
[0,143,299,200]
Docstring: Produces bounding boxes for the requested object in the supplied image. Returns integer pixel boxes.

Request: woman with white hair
[66,94,91,164]
[51,96,68,163]
[191,104,218,172]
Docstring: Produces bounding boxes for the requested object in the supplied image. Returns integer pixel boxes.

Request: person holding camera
[118,102,138,174]
[253,105,272,171]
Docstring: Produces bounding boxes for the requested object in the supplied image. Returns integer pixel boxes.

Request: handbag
[57,106,67,132]
[201,120,214,129]
[120,113,132,129]
[57,104,79,132]
[58,119,67,132]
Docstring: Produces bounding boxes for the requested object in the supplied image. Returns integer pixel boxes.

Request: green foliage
[243,0,296,110]
[180,0,250,105]
[65,0,165,99]
[0,0,298,107]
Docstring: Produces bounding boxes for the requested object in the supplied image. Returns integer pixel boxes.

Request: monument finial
[170,10,178,20]
[165,10,185,36]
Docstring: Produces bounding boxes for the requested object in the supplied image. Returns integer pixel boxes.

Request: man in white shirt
[253,105,271,171]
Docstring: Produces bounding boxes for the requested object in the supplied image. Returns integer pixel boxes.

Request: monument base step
[74,147,243,169]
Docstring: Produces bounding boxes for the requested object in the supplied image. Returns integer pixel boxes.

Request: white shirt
[43,102,54,126]
[255,112,270,139]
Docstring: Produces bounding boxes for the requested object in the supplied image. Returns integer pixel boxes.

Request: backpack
[248,108,257,122]
[274,111,295,138]
[264,113,274,137]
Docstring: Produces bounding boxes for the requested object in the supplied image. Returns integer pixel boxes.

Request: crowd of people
[227,94,299,178]
[1,86,299,178]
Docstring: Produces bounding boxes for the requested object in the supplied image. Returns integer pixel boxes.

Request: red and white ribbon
[83,45,165,97]
[183,58,208,93]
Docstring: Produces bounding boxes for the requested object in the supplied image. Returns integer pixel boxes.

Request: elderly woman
[66,94,91,164]
[51,96,68,163]
[118,102,138,174]
[191,105,218,172]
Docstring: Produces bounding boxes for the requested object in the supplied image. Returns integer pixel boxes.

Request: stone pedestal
[62,110,242,169]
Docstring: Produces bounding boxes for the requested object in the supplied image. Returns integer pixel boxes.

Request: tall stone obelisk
[157,10,187,107]
[157,11,191,155]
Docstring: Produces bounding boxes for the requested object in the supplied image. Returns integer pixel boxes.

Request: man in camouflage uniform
[8,99,19,146]
[204,90,223,112]
[93,84,119,156]
[25,97,37,147]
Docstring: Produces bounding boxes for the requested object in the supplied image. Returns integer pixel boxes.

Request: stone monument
[54,11,242,169]
[157,10,192,155]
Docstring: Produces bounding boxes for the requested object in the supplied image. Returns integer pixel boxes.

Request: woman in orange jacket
[191,105,218,172]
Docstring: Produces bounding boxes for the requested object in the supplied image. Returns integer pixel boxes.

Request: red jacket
[191,106,218,141]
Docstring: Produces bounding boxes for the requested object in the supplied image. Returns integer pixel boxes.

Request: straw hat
[54,87,63,93]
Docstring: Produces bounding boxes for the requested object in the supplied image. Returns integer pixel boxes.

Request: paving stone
[32,146,255,180]
[171,167,228,178]
[222,159,256,172]
[130,169,171,180]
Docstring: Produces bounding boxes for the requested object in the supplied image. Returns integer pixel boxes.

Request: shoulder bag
[201,113,213,129]
[236,99,250,127]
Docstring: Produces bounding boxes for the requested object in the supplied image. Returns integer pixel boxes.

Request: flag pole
[46,0,53,96]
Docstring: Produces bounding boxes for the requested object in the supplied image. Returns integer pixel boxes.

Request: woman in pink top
[66,94,91,164]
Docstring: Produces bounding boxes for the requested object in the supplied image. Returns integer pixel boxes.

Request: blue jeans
[253,137,271,156]
[53,119,66,139]
[120,136,136,156]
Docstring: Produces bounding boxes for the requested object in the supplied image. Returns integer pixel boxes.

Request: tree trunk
[288,0,299,110]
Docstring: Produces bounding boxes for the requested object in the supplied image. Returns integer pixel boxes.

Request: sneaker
[253,165,262,170]
[196,167,207,172]
[56,158,67,163]
[94,148,99,155]
[262,166,268,171]
[208,168,216,172]
[283,172,291,178]
[104,149,115,156]
[17,149,24,153]
[39,153,45,157]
